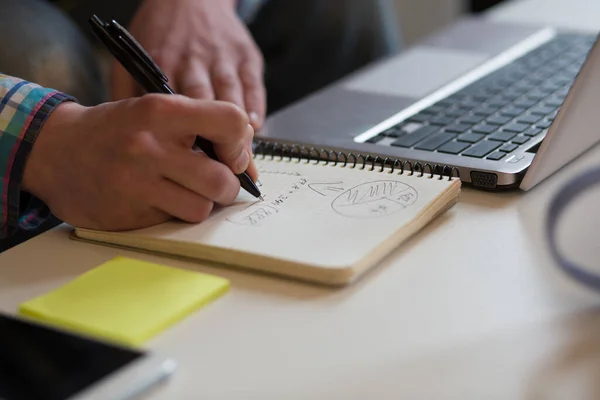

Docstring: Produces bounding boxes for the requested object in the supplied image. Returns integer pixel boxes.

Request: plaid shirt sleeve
[0,73,76,239]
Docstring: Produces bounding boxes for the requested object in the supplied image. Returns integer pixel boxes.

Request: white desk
[3,1,600,398]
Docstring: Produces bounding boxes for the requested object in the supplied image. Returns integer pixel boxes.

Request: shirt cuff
[1,79,76,238]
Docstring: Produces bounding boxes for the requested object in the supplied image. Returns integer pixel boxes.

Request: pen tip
[259,196,264,201]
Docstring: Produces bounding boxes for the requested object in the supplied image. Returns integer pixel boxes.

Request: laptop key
[422,104,446,114]
[537,84,558,95]
[430,116,455,125]
[380,127,404,137]
[513,97,538,108]
[552,93,568,103]
[391,125,438,148]
[459,98,480,108]
[448,93,468,101]
[546,110,559,121]
[488,131,518,142]
[402,122,424,133]
[544,97,564,107]
[444,123,472,133]
[472,123,498,134]
[437,140,471,155]
[513,81,537,91]
[529,105,556,115]
[473,106,499,116]
[502,122,529,133]
[407,113,431,123]
[536,119,553,129]
[550,74,574,85]
[510,86,530,95]
[507,71,526,81]
[488,98,511,108]
[516,114,543,124]
[526,74,545,85]
[444,108,466,118]
[511,135,530,145]
[523,127,542,137]
[499,143,519,152]
[462,140,501,158]
[540,81,564,92]
[486,151,506,161]
[436,99,454,107]
[457,132,485,143]
[526,91,548,101]
[486,115,512,125]
[469,89,494,101]
[502,89,523,100]
[459,114,485,125]
[366,135,384,144]
[500,107,526,117]
[414,133,456,151]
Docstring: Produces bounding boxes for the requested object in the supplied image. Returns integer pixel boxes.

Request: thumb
[212,124,254,174]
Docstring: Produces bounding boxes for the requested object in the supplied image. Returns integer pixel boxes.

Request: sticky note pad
[19,256,229,347]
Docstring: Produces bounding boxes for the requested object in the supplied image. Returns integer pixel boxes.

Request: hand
[22,95,257,231]
[111,0,266,131]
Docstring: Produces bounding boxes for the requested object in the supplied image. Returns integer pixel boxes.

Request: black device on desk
[0,313,175,400]
[88,14,262,200]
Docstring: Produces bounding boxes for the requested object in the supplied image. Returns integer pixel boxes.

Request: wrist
[21,101,83,201]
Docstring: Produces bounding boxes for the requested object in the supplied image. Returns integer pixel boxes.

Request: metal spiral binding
[253,140,460,180]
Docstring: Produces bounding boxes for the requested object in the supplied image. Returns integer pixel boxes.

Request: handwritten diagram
[331,180,418,218]
[225,171,418,226]
[308,182,346,197]
[226,205,278,226]
[226,176,308,226]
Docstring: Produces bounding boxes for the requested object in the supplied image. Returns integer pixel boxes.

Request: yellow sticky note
[19,256,229,347]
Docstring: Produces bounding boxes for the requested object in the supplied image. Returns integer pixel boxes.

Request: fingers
[242,127,259,182]
[209,54,265,130]
[134,94,253,174]
[211,123,254,175]
[211,60,244,110]
[151,178,215,223]
[160,150,241,205]
[178,58,215,100]
[239,59,266,131]
[137,94,248,142]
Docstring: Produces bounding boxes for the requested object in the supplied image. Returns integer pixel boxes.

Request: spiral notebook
[73,142,461,286]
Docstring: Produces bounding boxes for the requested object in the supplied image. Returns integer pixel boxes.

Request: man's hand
[111,0,266,130]
[22,95,257,231]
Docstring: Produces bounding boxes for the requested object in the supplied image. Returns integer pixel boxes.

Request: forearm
[0,73,75,239]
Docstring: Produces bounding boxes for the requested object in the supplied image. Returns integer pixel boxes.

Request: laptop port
[470,171,498,189]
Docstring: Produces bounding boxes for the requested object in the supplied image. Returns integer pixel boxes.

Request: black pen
[88,15,263,200]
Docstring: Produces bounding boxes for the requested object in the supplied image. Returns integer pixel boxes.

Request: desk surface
[3,0,600,398]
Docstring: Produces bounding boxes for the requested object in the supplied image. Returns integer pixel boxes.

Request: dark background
[471,0,505,12]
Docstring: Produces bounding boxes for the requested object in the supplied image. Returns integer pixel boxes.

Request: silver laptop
[256,17,600,191]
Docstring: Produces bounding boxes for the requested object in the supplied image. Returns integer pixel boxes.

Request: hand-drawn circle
[331,180,418,218]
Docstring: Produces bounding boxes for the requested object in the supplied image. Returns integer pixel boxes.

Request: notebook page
[105,158,458,269]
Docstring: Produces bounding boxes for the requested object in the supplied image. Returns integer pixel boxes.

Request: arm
[0,73,75,239]
[2,74,255,238]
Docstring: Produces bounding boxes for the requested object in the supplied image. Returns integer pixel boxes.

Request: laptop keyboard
[366,33,597,160]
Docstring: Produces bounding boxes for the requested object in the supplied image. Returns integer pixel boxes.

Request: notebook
[73,142,461,286]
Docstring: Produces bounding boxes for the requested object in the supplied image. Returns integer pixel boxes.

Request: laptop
[255,17,600,190]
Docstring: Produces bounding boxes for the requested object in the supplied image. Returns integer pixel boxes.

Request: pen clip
[106,18,169,83]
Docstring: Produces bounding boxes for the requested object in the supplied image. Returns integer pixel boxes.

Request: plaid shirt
[0,74,74,239]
